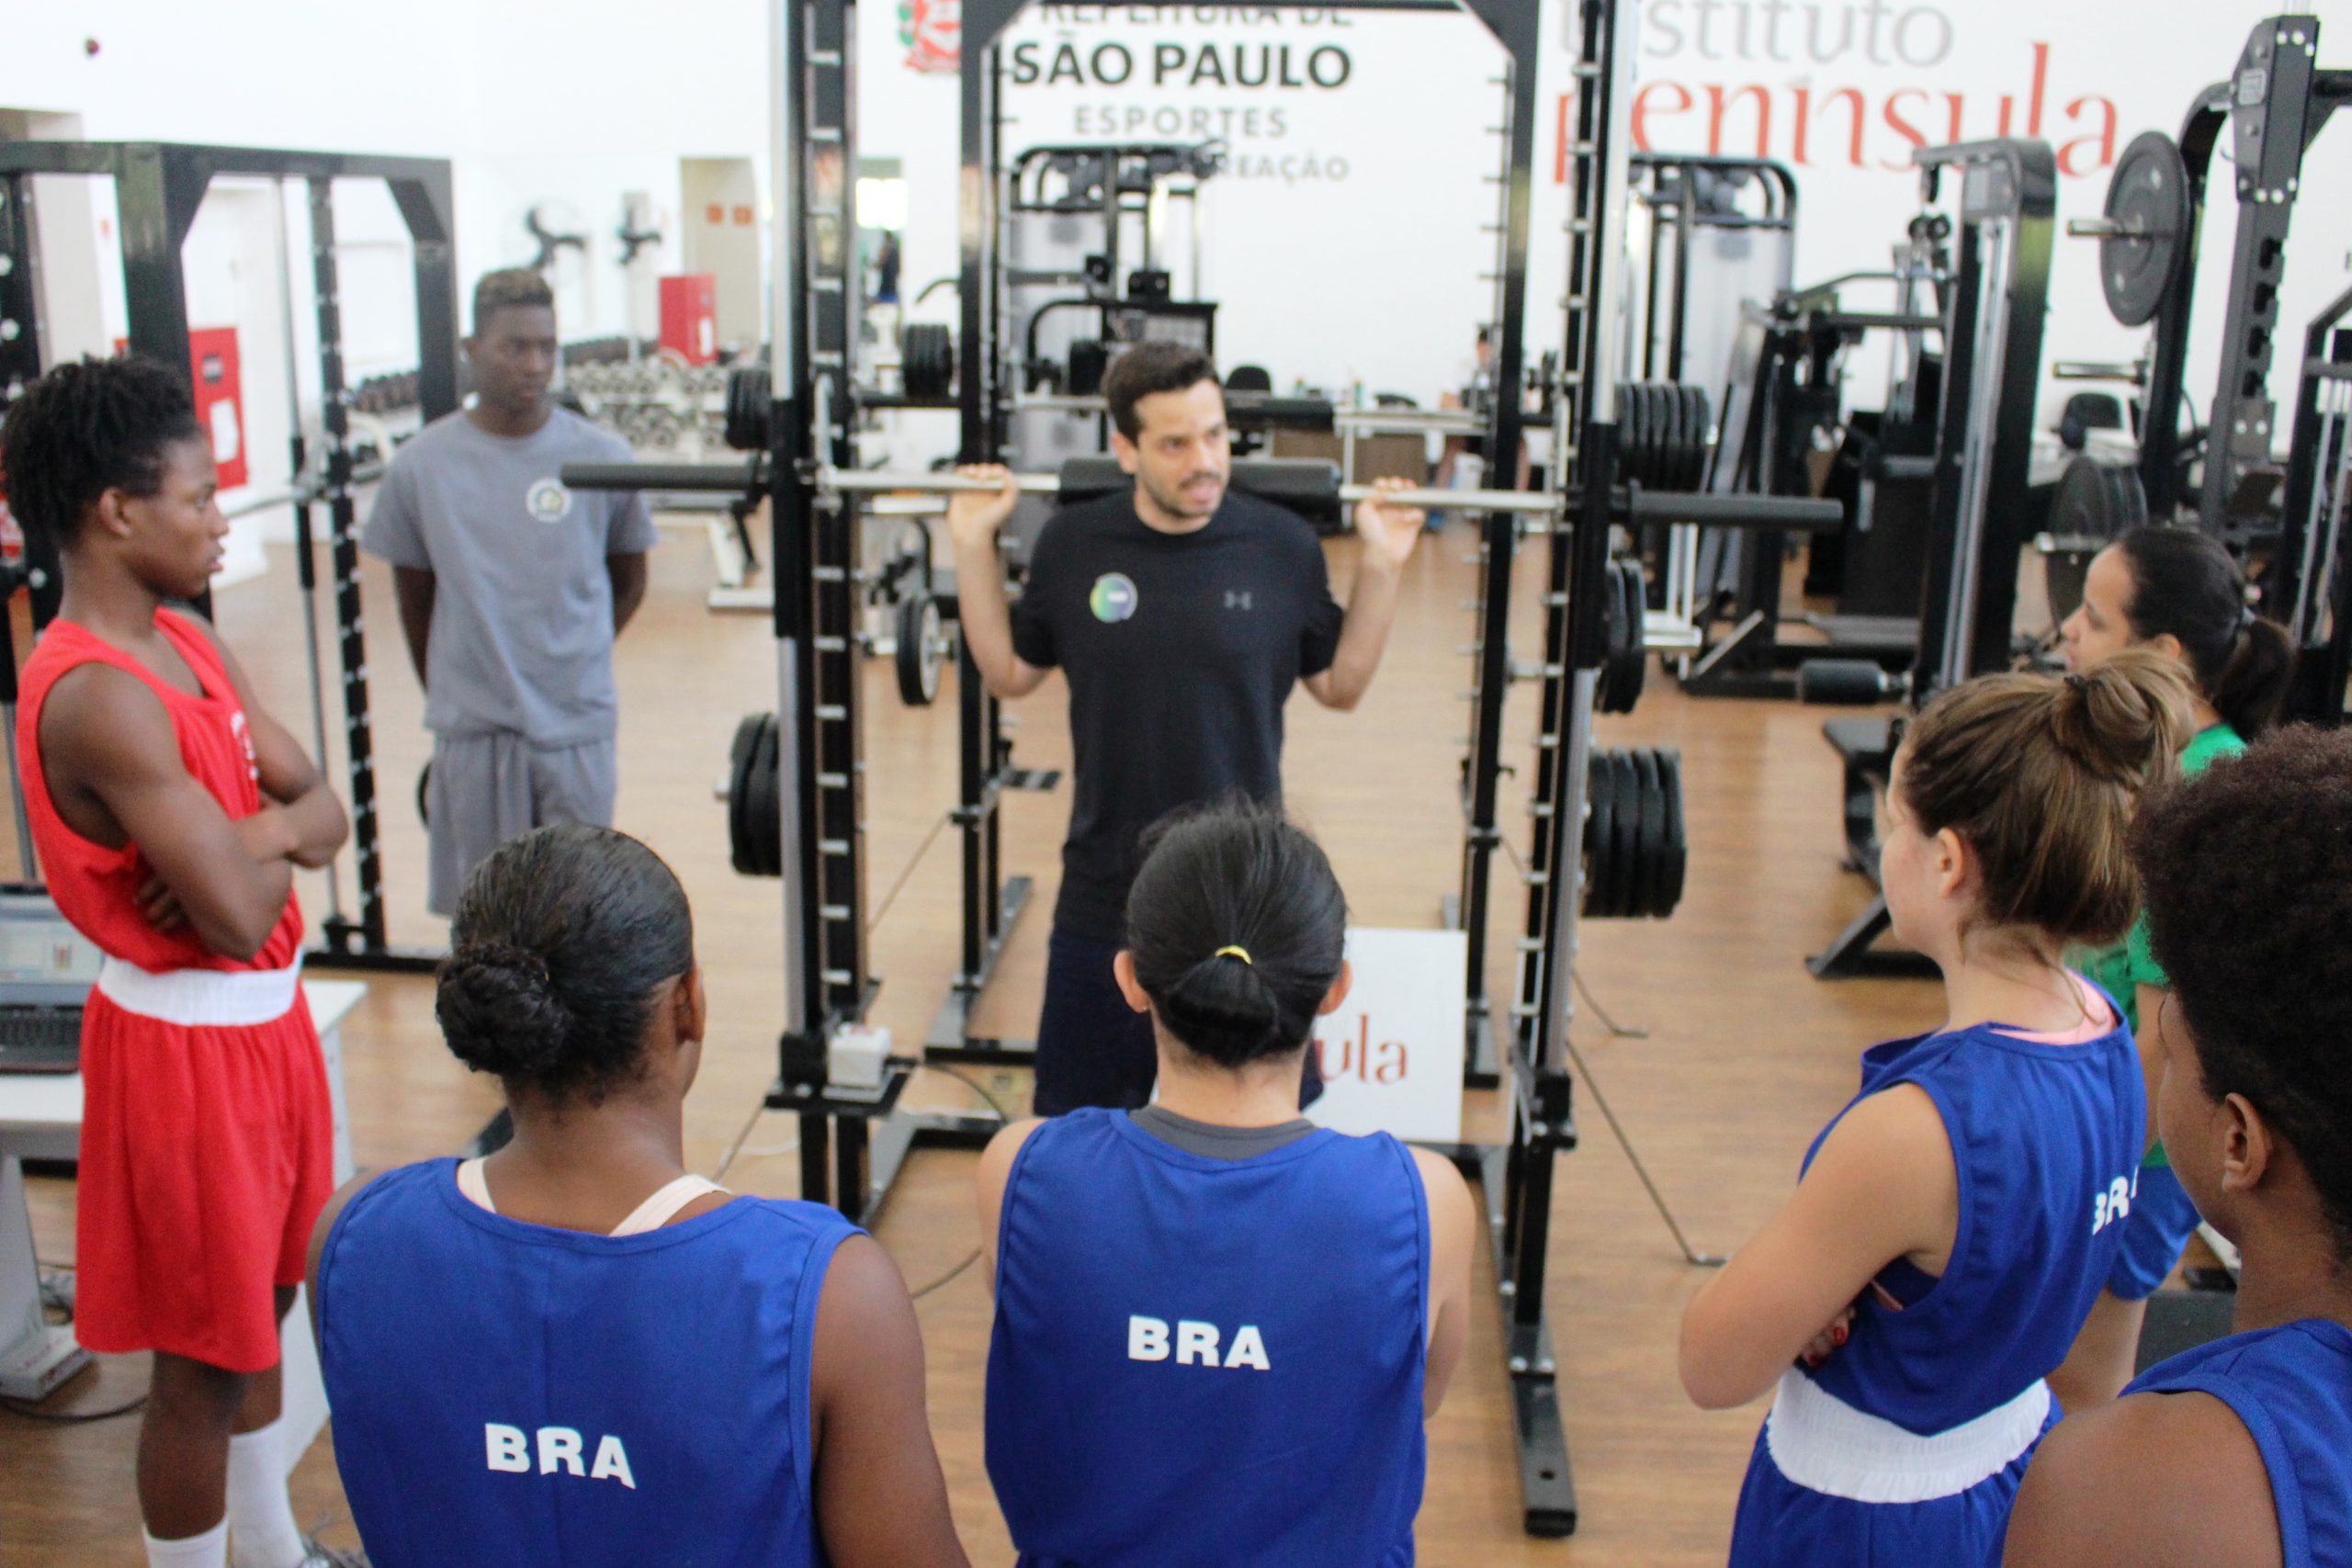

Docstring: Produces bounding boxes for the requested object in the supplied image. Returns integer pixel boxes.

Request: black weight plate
[1599,561,1633,715]
[1682,385,1708,491]
[897,593,942,705]
[1684,385,1710,491]
[728,712,763,874]
[1583,748,1617,918]
[1657,748,1688,915]
[1656,383,1674,486]
[2111,462,2149,534]
[2101,130,2189,329]
[1632,748,1666,918]
[1621,555,1648,711]
[756,714,784,877]
[1609,750,1642,919]
[1618,383,1644,488]
[2048,456,2118,541]
[1665,380,1683,493]
[724,367,770,452]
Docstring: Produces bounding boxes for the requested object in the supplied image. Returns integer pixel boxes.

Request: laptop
[0,887,100,1075]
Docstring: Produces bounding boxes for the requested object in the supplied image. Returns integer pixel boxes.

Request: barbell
[2066,130,2189,329]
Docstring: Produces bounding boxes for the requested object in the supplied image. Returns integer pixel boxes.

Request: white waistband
[1764,1369,2051,1504]
[96,955,303,1028]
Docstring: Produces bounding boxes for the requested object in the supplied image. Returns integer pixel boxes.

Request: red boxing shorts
[72,960,334,1374]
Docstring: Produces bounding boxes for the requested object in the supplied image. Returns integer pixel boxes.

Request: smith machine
[567,0,1838,1538]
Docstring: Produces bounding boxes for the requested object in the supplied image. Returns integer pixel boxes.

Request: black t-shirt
[1010,489,1344,941]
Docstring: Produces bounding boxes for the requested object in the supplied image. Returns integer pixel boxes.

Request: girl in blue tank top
[1680,655,2198,1568]
[308,825,968,1568]
[2007,728,2352,1568]
[2049,525,2296,1413]
[977,803,1477,1567]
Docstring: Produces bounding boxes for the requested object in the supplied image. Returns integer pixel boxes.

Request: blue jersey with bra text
[1801,1003,2144,1434]
[986,1108,1430,1567]
[2126,1319,2352,1567]
[316,1158,858,1568]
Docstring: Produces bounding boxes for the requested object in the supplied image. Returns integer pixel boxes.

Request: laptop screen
[0,888,102,1010]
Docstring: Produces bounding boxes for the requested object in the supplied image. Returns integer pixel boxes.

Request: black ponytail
[2113,526,2297,738]
[436,823,695,1103]
[1125,802,1347,1069]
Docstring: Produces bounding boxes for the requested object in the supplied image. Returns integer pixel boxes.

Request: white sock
[144,1517,230,1568]
[225,1417,308,1568]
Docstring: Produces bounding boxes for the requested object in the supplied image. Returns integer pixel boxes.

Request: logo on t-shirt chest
[1090,572,1139,623]
[526,478,575,525]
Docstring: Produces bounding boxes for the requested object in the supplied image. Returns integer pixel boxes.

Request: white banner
[1305,927,1467,1145]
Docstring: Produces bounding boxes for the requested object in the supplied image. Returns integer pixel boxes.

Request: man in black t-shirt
[947,343,1422,1113]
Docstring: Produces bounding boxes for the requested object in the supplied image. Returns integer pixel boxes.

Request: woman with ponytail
[1680,654,2197,1568]
[307,824,967,1568]
[2051,525,2298,1412]
[976,802,1476,1567]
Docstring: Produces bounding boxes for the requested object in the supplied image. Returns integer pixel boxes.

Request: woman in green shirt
[2048,525,2297,1411]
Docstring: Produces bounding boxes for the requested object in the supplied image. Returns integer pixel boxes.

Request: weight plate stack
[1597,557,1648,715]
[903,323,956,402]
[1581,745,1689,919]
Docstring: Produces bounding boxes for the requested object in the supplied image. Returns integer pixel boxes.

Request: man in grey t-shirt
[363,269,656,913]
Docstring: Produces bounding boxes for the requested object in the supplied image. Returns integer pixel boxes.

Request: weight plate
[416,762,431,827]
[728,712,765,875]
[1583,748,1618,919]
[1657,748,1688,915]
[2049,456,2127,541]
[2100,130,2189,329]
[1618,383,1644,487]
[724,367,770,452]
[1645,383,1669,489]
[1632,748,1666,919]
[753,714,783,878]
[1620,555,1648,710]
[904,322,956,401]
[1609,750,1643,919]
[897,593,944,705]
[1685,385,1712,491]
[1599,560,1633,714]
[1665,384,1689,491]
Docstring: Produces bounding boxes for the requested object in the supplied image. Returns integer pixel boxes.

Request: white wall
[4,1,2347,472]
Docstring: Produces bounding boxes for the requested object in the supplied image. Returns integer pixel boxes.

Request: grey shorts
[426,731,617,915]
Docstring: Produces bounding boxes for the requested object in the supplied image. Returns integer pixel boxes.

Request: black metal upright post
[1451,0,1541,1094]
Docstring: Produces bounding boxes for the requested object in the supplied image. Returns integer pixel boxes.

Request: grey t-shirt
[362,409,656,745]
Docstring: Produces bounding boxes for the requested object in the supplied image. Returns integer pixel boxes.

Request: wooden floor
[1,518,1945,1565]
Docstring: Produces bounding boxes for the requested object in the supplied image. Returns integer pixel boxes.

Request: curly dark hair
[2134,724,2352,1260]
[471,266,554,335]
[0,355,202,552]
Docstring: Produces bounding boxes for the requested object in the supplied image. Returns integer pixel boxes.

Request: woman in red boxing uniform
[5,357,350,1568]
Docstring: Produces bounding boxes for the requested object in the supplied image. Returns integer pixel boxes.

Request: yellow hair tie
[1214,945,1253,966]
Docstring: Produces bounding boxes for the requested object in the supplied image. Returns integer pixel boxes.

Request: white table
[0,978,364,1472]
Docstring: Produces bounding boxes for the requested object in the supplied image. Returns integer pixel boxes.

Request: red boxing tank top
[16,609,303,973]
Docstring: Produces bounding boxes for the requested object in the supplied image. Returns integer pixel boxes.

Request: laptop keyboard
[0,1010,83,1073]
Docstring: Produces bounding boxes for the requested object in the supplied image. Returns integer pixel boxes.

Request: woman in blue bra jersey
[976,803,1476,1568]
[307,824,968,1568]
[2049,525,2297,1412]
[2007,727,2352,1568]
[1680,654,2195,1568]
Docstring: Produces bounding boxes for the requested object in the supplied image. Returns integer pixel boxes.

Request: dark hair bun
[436,940,574,1078]
[2050,648,2196,784]
[1155,953,1288,1066]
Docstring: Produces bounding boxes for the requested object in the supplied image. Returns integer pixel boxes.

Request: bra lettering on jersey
[1127,1314,1272,1371]
[483,1423,637,1490]
[2091,1171,2137,1235]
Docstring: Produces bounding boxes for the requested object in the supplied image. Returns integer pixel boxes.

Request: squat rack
[565,0,1839,1540]
[0,141,459,971]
